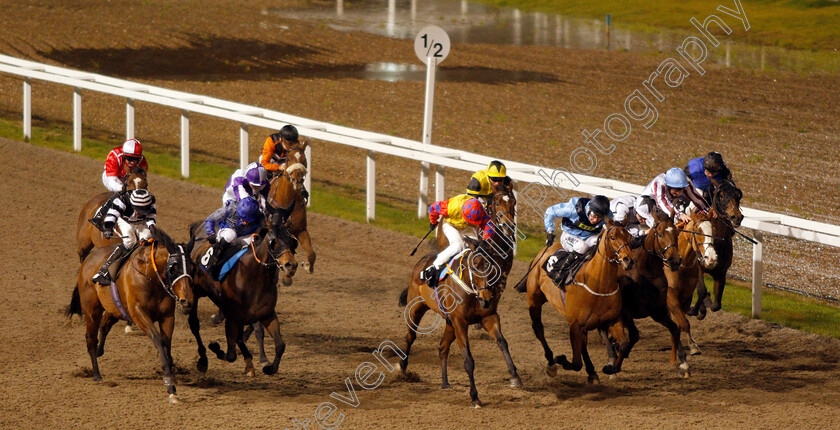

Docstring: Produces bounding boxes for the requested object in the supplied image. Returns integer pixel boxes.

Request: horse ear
[185,235,196,254]
[299,137,310,150]
[605,217,614,228]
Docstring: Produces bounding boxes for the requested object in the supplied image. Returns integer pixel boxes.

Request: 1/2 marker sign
[414,26,450,65]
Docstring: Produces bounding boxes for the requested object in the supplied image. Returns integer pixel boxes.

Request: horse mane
[151,226,176,250]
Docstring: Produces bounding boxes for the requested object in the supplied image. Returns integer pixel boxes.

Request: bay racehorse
[690,178,743,316]
[76,168,147,261]
[66,228,195,403]
[187,205,298,377]
[515,220,635,384]
[600,209,693,377]
[268,141,315,274]
[398,237,521,408]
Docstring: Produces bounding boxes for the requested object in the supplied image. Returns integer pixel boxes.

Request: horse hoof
[471,400,483,409]
[687,307,698,316]
[678,363,691,379]
[302,262,312,274]
[398,361,407,375]
[587,375,600,385]
[509,377,523,388]
[711,303,722,312]
[244,367,255,377]
[210,314,224,325]
[163,376,175,386]
[690,346,702,356]
[208,342,225,359]
[197,357,208,373]
[556,355,576,371]
[124,325,134,334]
[93,374,103,382]
[441,382,451,389]
[696,310,707,321]
[262,365,277,376]
[168,394,180,404]
[546,364,558,377]
[96,347,105,358]
[602,365,618,375]
[281,277,293,287]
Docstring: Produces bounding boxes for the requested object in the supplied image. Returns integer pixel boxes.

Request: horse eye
[610,236,615,240]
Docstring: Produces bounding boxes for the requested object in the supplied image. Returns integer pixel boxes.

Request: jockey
[202,197,264,273]
[222,162,270,209]
[92,189,157,285]
[466,160,511,203]
[610,195,644,237]
[260,124,309,200]
[684,151,732,203]
[421,194,495,289]
[635,167,709,227]
[103,138,148,193]
[543,195,611,286]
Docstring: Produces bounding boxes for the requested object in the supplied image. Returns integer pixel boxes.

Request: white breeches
[559,231,599,254]
[102,172,123,193]
[433,222,476,268]
[115,218,152,248]
[217,228,254,245]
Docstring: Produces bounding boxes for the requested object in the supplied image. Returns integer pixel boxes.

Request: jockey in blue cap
[636,167,708,229]
[684,151,732,205]
[201,197,264,273]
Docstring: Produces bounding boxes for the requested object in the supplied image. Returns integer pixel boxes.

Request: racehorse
[398,237,521,408]
[268,141,315,274]
[515,220,635,384]
[187,205,298,377]
[66,229,195,403]
[75,168,147,261]
[690,178,743,316]
[599,209,694,377]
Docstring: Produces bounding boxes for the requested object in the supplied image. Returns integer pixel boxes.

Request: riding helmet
[122,138,143,157]
[462,198,487,226]
[237,197,261,223]
[245,166,264,187]
[588,195,610,217]
[664,167,689,188]
[487,160,507,179]
[130,189,154,209]
[702,151,725,173]
[280,124,299,143]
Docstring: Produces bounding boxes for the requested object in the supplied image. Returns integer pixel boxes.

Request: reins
[576,226,626,297]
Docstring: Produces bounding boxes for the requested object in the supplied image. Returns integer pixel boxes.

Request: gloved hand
[148,224,159,237]
[545,232,555,247]
[103,230,113,239]
[208,235,217,245]
[430,222,438,231]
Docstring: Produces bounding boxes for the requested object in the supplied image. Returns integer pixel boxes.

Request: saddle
[200,244,248,282]
[543,245,597,288]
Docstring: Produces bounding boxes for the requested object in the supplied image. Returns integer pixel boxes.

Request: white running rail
[3,54,838,317]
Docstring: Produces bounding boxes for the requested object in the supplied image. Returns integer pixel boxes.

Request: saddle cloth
[543,246,595,287]
[201,245,248,282]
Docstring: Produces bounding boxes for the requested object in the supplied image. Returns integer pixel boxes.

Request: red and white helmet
[122,139,143,157]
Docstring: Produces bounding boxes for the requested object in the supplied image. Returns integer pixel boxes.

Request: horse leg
[96,313,119,357]
[84,303,104,382]
[667,287,698,358]
[598,328,617,367]
[233,324,255,376]
[399,298,428,375]
[259,315,286,376]
[480,313,522,388]
[208,318,238,362]
[438,322,455,389]
[602,320,629,375]
[527,292,557,376]
[579,331,599,385]
[710,273,726,312]
[158,315,180,403]
[254,323,269,364]
[187,304,208,373]
[688,276,708,318]
[453,319,481,408]
[651,309,690,378]
[556,323,584,372]
[296,230,316,274]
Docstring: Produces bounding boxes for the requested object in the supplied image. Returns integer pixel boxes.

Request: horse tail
[513,277,528,293]
[398,287,409,307]
[65,284,82,317]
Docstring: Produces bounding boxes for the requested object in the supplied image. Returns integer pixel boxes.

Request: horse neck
[270,176,297,206]
[582,234,619,288]
[678,224,699,264]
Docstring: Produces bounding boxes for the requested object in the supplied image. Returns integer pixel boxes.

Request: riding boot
[93,244,128,285]
[89,196,117,231]
[421,265,442,289]
[300,186,310,202]
[552,252,583,291]
[204,238,230,273]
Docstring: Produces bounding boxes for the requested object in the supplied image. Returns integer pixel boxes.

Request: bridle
[132,242,192,301]
[643,220,678,263]
[485,191,516,240]
[250,227,296,270]
[597,225,629,264]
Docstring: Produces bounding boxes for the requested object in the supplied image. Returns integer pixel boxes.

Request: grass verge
[3,115,840,338]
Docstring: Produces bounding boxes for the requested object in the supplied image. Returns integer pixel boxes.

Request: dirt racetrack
[1,136,840,429]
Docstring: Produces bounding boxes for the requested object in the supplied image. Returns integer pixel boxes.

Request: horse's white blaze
[294,152,301,161]
[131,176,142,189]
[666,226,674,233]
[699,220,717,264]
[502,195,509,202]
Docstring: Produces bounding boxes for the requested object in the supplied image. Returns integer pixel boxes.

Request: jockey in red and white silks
[635,168,708,228]
[102,139,148,193]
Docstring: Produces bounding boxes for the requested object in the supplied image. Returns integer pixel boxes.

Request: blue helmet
[664,167,689,188]
[237,198,261,223]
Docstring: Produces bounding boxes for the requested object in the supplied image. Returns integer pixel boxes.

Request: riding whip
[410,225,437,256]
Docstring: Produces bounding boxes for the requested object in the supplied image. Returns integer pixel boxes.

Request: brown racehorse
[187,206,298,377]
[516,220,635,383]
[66,229,195,403]
[398,237,521,408]
[690,179,743,316]
[600,209,693,377]
[268,142,315,274]
[75,168,147,261]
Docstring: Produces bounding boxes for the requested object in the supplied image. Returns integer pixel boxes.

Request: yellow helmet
[487,160,507,179]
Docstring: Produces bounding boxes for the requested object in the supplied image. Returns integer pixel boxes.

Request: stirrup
[93,271,111,286]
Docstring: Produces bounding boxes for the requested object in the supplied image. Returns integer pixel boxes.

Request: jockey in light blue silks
[543,195,611,287]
